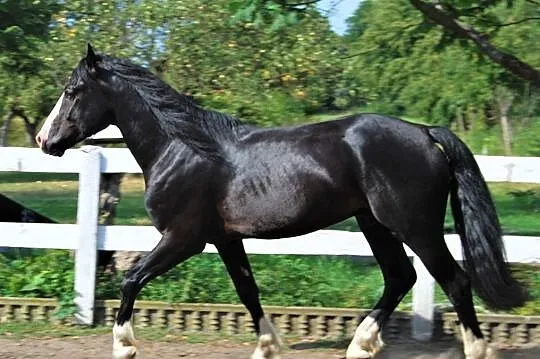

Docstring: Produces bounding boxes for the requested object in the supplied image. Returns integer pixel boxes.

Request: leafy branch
[409,0,540,87]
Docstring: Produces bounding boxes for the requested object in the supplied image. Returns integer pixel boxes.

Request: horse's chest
[144,180,210,233]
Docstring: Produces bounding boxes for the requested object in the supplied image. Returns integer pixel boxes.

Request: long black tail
[428,126,528,310]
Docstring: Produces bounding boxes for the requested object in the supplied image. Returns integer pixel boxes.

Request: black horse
[36,45,526,359]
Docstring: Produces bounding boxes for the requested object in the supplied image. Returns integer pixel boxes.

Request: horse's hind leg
[404,232,499,359]
[216,240,281,359]
[346,211,417,359]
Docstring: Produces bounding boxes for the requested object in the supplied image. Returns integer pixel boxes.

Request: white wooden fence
[1,146,539,341]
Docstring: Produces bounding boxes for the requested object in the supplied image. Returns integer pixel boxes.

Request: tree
[407,0,540,153]
[162,0,344,126]
[408,0,540,87]
[0,0,59,146]
[0,0,58,73]
[343,0,539,154]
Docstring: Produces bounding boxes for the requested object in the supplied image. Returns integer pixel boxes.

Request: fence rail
[1,146,539,341]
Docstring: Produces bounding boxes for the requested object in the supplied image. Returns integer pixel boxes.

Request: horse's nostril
[38,138,48,152]
[36,133,48,149]
[36,134,43,147]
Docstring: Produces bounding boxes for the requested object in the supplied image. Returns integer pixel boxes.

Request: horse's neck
[113,98,171,173]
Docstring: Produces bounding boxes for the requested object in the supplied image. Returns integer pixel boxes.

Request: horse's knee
[120,276,139,296]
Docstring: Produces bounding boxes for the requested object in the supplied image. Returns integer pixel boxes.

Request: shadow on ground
[288,337,540,358]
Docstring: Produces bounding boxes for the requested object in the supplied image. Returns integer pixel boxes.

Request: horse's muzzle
[41,140,66,157]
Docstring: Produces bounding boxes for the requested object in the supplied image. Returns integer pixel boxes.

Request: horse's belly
[221,187,365,239]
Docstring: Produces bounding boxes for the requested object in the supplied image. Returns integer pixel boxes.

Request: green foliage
[0,250,76,319]
[344,0,496,123]
[0,249,385,309]
[0,0,61,126]
[344,0,540,147]
[0,0,58,72]
[1,0,539,149]
[1,0,347,133]
[227,0,300,31]
[109,253,386,309]
[0,250,539,316]
[512,118,540,156]
[161,0,344,126]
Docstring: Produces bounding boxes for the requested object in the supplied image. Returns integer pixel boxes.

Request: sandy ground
[0,335,538,359]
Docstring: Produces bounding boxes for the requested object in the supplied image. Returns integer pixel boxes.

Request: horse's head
[36,44,115,156]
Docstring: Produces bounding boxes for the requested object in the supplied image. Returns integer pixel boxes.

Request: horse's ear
[86,43,99,77]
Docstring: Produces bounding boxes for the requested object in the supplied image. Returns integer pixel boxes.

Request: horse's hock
[0,298,538,347]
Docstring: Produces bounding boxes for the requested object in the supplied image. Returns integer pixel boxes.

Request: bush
[1,250,538,317]
[0,250,76,318]
[0,250,385,308]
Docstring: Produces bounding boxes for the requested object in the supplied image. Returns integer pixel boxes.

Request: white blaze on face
[35,92,65,148]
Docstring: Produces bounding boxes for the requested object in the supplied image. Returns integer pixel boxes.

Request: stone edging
[0,297,538,345]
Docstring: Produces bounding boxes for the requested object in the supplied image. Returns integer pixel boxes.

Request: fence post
[74,146,101,325]
[412,255,435,341]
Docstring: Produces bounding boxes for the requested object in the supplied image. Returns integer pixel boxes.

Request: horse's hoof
[485,346,501,359]
[345,347,372,359]
[112,345,138,359]
[345,334,383,358]
[251,333,281,359]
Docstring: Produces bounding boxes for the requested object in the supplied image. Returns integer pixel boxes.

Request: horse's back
[219,114,449,239]
[221,116,366,238]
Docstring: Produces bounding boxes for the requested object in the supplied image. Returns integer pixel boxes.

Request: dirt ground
[0,335,538,359]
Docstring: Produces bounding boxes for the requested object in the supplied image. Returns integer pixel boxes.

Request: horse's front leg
[216,239,282,359]
[113,229,204,359]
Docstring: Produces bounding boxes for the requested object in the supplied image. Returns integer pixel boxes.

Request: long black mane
[73,54,244,162]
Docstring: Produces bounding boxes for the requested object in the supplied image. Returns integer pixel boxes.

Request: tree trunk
[456,106,465,133]
[96,173,123,270]
[97,173,145,272]
[466,106,476,132]
[1,107,38,147]
[0,109,16,147]
[500,111,512,156]
[14,110,38,147]
[494,86,514,156]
